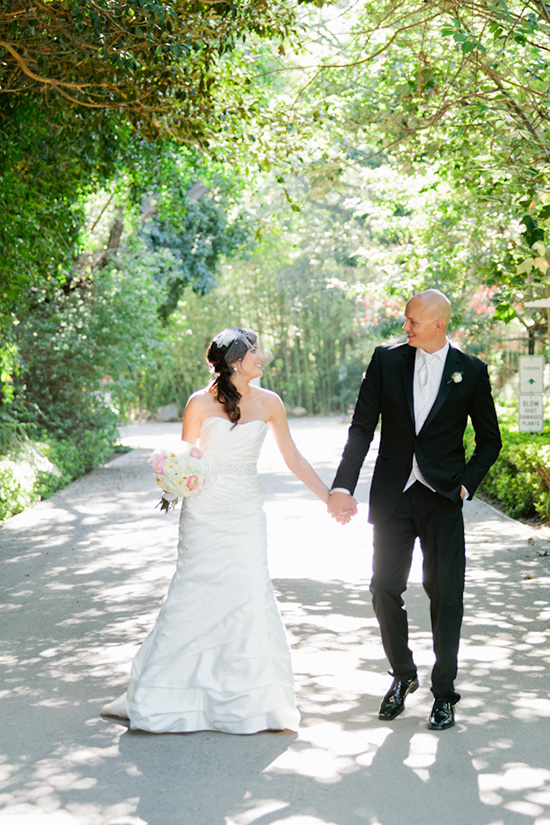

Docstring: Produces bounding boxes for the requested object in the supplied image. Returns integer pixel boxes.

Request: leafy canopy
[0,0,299,142]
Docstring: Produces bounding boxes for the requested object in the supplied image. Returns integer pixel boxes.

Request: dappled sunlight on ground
[1,419,549,825]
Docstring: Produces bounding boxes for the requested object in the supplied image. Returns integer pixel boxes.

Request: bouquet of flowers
[149,444,210,512]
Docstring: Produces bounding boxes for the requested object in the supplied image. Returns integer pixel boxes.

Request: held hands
[327,491,358,525]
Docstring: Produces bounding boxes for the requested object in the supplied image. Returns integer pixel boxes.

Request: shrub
[465,426,550,522]
[0,461,34,521]
[0,439,58,521]
[0,430,118,522]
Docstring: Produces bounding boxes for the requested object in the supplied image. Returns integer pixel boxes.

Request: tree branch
[0,41,94,91]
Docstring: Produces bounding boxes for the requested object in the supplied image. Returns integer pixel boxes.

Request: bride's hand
[328,491,357,524]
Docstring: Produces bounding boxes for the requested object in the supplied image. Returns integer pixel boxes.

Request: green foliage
[139,173,410,416]
[0,252,164,521]
[0,98,129,315]
[0,453,37,521]
[10,249,168,437]
[33,432,118,500]
[3,0,550,528]
[221,260,367,413]
[0,1,297,135]
[465,426,550,522]
[138,287,226,414]
[0,433,118,522]
[267,0,550,319]
[144,201,248,323]
[0,335,18,403]
[0,121,255,517]
[15,294,115,442]
[0,0,308,352]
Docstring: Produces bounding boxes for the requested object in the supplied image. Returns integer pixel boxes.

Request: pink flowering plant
[148,444,210,512]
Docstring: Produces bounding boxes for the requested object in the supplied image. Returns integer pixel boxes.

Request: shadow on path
[0,419,549,825]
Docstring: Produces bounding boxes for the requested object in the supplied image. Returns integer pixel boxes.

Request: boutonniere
[448,371,463,384]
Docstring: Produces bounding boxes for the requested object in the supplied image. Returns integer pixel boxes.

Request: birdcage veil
[213,328,258,368]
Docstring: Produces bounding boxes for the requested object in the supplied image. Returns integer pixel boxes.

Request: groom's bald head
[404,289,451,352]
[413,290,451,326]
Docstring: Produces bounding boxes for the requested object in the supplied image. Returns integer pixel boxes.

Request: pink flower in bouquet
[186,475,199,490]
[150,455,166,474]
[189,447,203,458]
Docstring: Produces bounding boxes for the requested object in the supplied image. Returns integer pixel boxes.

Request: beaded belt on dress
[218,463,257,477]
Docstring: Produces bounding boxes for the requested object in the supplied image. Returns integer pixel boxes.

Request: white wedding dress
[102,416,300,734]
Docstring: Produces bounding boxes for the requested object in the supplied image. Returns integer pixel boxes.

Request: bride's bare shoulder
[186,386,217,412]
[253,387,284,413]
[256,386,277,397]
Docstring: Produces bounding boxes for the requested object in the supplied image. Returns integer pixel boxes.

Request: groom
[329,289,501,729]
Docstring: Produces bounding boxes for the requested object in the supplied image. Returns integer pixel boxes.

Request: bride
[102,327,330,734]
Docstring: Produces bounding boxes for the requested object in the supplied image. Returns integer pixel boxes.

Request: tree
[0,0,297,139]
[0,0,310,301]
[0,0,316,399]
[262,0,550,320]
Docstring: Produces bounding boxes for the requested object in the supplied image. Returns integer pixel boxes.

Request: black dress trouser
[370,481,465,703]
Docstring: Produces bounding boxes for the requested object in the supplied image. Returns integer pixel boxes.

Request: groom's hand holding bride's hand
[327,491,358,525]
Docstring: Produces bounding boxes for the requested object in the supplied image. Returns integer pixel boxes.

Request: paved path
[1,417,549,825]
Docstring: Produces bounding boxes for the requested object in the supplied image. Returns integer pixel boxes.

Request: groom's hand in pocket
[328,491,358,524]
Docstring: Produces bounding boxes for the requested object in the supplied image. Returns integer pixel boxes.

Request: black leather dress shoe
[428,698,455,730]
[378,676,419,720]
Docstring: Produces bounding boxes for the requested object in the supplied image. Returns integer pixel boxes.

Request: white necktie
[418,350,429,387]
[415,350,437,432]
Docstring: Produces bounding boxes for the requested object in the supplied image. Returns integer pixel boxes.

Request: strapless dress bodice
[199,417,268,471]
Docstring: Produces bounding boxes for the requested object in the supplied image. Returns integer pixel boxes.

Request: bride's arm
[181,394,206,444]
[267,394,330,504]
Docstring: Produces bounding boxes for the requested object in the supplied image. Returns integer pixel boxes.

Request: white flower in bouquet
[149,444,210,512]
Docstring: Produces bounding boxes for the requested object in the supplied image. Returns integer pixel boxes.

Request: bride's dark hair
[207,328,257,425]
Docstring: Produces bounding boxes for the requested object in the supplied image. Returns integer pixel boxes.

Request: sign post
[518,394,544,432]
[518,354,545,433]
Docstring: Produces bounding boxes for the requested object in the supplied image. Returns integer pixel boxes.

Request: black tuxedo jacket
[332,342,502,525]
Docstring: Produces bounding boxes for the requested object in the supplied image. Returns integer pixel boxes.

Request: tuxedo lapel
[421,346,461,431]
[401,345,415,425]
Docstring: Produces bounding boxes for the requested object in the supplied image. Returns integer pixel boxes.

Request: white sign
[519,355,545,393]
[518,394,544,433]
